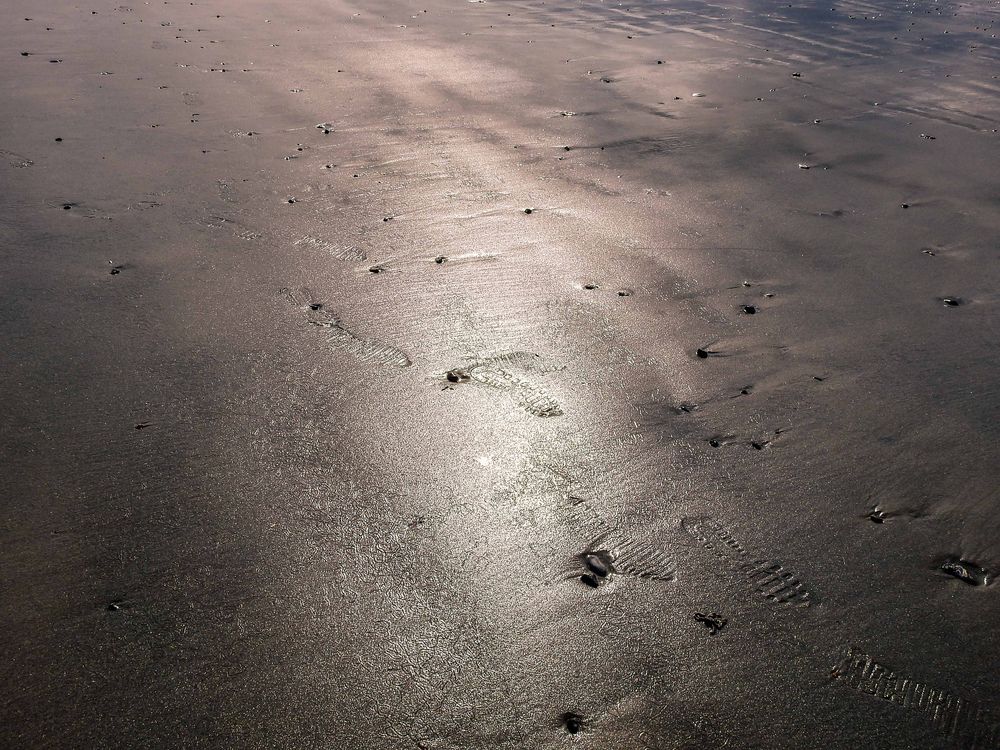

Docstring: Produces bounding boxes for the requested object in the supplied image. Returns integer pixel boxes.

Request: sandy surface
[2,0,999,747]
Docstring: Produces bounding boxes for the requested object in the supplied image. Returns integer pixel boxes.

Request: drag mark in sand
[833,648,1000,749]
[283,287,411,368]
[682,517,814,606]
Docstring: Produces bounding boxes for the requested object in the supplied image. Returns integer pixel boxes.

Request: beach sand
[1,0,998,747]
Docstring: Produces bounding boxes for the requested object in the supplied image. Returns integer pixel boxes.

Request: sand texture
[1,0,999,747]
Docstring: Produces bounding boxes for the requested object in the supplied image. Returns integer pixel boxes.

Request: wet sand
[1,0,999,747]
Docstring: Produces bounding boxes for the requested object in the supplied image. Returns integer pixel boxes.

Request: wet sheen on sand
[1,0,999,748]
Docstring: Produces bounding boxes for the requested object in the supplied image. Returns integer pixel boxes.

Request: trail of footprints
[681,516,815,606]
[833,648,1000,749]
[21,3,999,745]
[223,94,987,745]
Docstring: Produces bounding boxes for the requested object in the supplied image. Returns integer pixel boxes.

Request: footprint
[682,517,814,606]
[833,648,999,747]
[587,531,676,582]
[445,353,563,417]
[681,516,748,560]
[561,496,675,583]
[317,320,411,368]
[467,365,562,417]
[741,558,812,606]
[470,351,564,373]
[294,235,367,261]
[282,287,411,368]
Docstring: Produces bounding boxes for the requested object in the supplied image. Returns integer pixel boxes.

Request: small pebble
[584,554,610,577]
[868,507,887,523]
[563,714,584,734]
